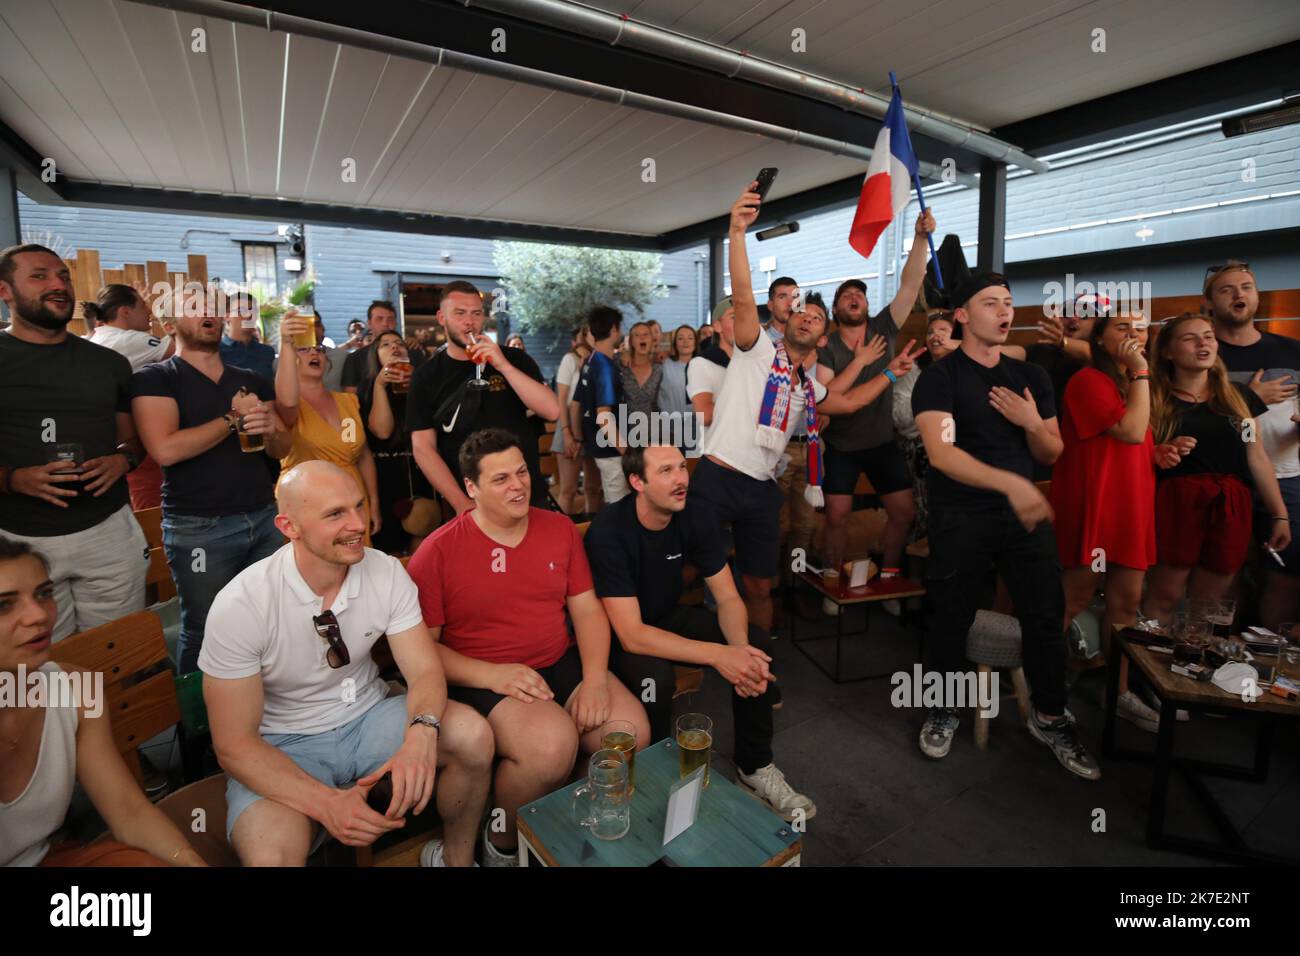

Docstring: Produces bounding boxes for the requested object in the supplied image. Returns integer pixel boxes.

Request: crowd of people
[1,176,1295,867]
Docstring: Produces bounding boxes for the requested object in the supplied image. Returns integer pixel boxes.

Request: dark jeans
[923,504,1067,716]
[609,605,775,774]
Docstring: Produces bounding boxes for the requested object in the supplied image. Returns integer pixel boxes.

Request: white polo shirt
[702,331,825,481]
[88,325,171,371]
[199,544,424,735]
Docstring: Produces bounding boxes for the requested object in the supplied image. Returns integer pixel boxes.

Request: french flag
[848,86,919,259]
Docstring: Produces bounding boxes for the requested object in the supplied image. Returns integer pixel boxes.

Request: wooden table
[515,737,803,867]
[1102,629,1300,865]
[787,570,926,683]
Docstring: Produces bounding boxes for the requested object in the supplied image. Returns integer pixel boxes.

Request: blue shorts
[224,695,408,841]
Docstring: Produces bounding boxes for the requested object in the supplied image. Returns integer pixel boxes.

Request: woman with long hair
[359,330,435,553]
[274,311,381,543]
[1142,313,1290,623]
[621,321,662,419]
[658,324,699,456]
[0,538,206,867]
[505,334,526,352]
[551,326,591,514]
[1050,311,1159,729]
[893,311,957,540]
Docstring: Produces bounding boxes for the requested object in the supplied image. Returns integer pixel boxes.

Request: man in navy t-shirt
[573,306,628,506]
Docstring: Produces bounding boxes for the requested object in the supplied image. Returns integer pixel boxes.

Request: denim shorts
[224,695,408,840]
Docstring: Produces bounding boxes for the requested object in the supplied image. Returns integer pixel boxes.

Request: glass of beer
[601,720,637,795]
[571,748,630,841]
[237,415,265,453]
[386,360,413,394]
[676,713,712,789]
[47,443,85,496]
[290,309,317,350]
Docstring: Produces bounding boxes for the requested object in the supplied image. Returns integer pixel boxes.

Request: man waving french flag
[849,81,921,261]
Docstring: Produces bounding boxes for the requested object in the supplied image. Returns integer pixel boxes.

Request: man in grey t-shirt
[817,209,935,594]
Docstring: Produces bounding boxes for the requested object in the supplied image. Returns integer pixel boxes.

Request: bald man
[199,461,494,867]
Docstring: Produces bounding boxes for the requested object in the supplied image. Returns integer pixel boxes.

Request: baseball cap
[952,271,1011,310]
[832,279,868,305]
[711,296,734,323]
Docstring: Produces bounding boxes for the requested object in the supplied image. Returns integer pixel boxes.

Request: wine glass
[465,331,490,389]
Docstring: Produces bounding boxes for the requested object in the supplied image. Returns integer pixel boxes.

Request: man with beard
[132,290,292,673]
[817,210,936,608]
[407,281,559,515]
[1208,261,1300,628]
[0,244,149,640]
[690,185,923,635]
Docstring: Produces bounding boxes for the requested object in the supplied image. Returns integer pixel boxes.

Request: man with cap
[686,296,736,448]
[910,271,1100,780]
[817,210,936,610]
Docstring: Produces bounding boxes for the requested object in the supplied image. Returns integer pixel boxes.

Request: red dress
[1050,367,1157,570]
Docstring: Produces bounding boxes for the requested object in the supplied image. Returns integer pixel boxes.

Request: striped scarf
[756,339,824,507]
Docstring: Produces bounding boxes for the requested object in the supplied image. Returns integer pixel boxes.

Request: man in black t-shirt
[1207,262,1300,627]
[0,244,149,640]
[407,281,558,514]
[341,300,397,394]
[584,444,816,822]
[132,294,291,673]
[911,271,1099,780]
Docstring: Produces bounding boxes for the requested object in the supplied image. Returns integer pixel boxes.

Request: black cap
[832,278,867,305]
[952,271,1010,310]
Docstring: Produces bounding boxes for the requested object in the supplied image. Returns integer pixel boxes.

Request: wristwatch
[410,713,441,737]
[222,412,239,435]
[116,445,141,472]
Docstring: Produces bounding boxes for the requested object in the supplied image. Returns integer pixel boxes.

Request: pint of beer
[237,416,265,453]
[290,309,317,350]
[386,361,413,394]
[676,713,712,789]
[601,720,637,795]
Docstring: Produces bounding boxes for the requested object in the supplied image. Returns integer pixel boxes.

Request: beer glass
[571,749,630,841]
[1207,600,1235,640]
[47,442,85,495]
[386,360,413,394]
[601,720,637,795]
[676,713,712,789]
[465,331,490,389]
[290,308,317,350]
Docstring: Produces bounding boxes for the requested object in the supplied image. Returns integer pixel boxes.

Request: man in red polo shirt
[405,428,648,866]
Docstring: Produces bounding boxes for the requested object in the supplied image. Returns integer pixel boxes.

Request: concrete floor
[673,602,1300,866]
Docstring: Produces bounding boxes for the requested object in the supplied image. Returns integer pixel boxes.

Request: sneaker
[881,599,902,617]
[140,752,170,797]
[822,597,843,616]
[1116,690,1160,733]
[1139,685,1189,722]
[736,764,816,822]
[480,821,518,868]
[419,839,480,868]
[1028,712,1101,780]
[919,708,960,759]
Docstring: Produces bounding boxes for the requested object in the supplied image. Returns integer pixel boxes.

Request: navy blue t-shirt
[130,357,277,517]
[576,351,625,459]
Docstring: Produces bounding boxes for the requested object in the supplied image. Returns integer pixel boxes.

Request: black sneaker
[1028,712,1101,780]
[919,708,959,759]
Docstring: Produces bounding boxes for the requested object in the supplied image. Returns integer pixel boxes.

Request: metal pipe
[465,0,1049,173]
[129,0,975,185]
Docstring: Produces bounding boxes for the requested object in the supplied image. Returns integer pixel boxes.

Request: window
[242,243,278,297]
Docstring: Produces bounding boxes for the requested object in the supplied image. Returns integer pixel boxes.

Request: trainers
[1116,690,1160,733]
[737,764,816,822]
[919,708,960,759]
[1139,685,1189,722]
[1028,712,1101,780]
[419,839,479,868]
[480,821,518,868]
[881,599,902,617]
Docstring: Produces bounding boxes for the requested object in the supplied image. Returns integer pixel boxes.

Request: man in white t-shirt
[200,460,493,867]
[86,284,175,371]
[686,297,735,449]
[689,184,922,634]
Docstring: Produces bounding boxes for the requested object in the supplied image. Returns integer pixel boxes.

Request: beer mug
[601,720,637,795]
[571,749,630,841]
[676,713,712,789]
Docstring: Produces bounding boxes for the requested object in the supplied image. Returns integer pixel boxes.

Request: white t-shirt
[557,351,583,392]
[687,354,726,448]
[199,544,424,735]
[702,331,825,481]
[88,325,171,371]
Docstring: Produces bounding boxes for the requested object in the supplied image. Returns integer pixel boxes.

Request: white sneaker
[737,763,816,822]
[1139,685,1189,722]
[419,839,479,868]
[822,597,842,616]
[881,599,902,617]
[480,821,518,868]
[1116,691,1160,733]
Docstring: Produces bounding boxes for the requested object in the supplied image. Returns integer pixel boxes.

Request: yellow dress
[278,390,372,544]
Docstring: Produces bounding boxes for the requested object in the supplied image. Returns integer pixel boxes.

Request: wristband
[223,413,239,435]
[1274,516,1289,522]
[883,369,898,384]
[1128,370,1150,382]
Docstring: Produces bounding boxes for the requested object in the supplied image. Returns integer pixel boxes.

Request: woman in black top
[360,330,434,554]
[1142,313,1289,623]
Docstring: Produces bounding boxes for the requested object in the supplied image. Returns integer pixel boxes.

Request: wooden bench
[133,506,176,605]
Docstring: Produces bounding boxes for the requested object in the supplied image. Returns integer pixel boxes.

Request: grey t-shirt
[817,307,898,451]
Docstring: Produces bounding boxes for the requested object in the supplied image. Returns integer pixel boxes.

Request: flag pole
[889,72,944,290]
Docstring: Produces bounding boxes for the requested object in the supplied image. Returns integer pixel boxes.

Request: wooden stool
[965,610,1032,751]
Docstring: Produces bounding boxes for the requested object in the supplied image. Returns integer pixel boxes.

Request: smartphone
[365,771,395,816]
[753,167,779,203]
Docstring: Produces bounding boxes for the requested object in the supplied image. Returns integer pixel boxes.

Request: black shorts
[688,457,783,579]
[823,441,912,496]
[447,644,585,719]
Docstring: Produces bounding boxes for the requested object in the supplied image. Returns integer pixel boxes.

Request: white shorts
[594,457,630,504]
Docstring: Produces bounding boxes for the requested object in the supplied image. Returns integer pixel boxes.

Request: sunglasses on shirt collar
[312,609,351,669]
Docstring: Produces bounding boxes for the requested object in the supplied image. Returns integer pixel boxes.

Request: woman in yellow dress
[274,310,381,543]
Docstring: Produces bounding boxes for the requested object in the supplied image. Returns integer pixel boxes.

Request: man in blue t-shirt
[573,306,628,506]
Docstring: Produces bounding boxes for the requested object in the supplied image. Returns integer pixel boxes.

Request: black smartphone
[753,167,779,203]
[365,771,395,816]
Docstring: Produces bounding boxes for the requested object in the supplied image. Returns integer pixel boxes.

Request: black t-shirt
[1160,383,1267,484]
[130,357,277,516]
[1023,344,1086,414]
[911,348,1057,512]
[0,331,132,536]
[1216,331,1300,376]
[405,346,548,504]
[340,344,373,390]
[584,495,728,629]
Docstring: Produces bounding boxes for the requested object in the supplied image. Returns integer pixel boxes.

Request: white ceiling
[0,0,1295,236]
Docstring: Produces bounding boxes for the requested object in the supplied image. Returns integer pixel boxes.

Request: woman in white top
[0,538,205,868]
[892,311,957,542]
[552,326,592,514]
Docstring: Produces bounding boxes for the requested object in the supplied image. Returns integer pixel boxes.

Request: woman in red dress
[1050,311,1157,728]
